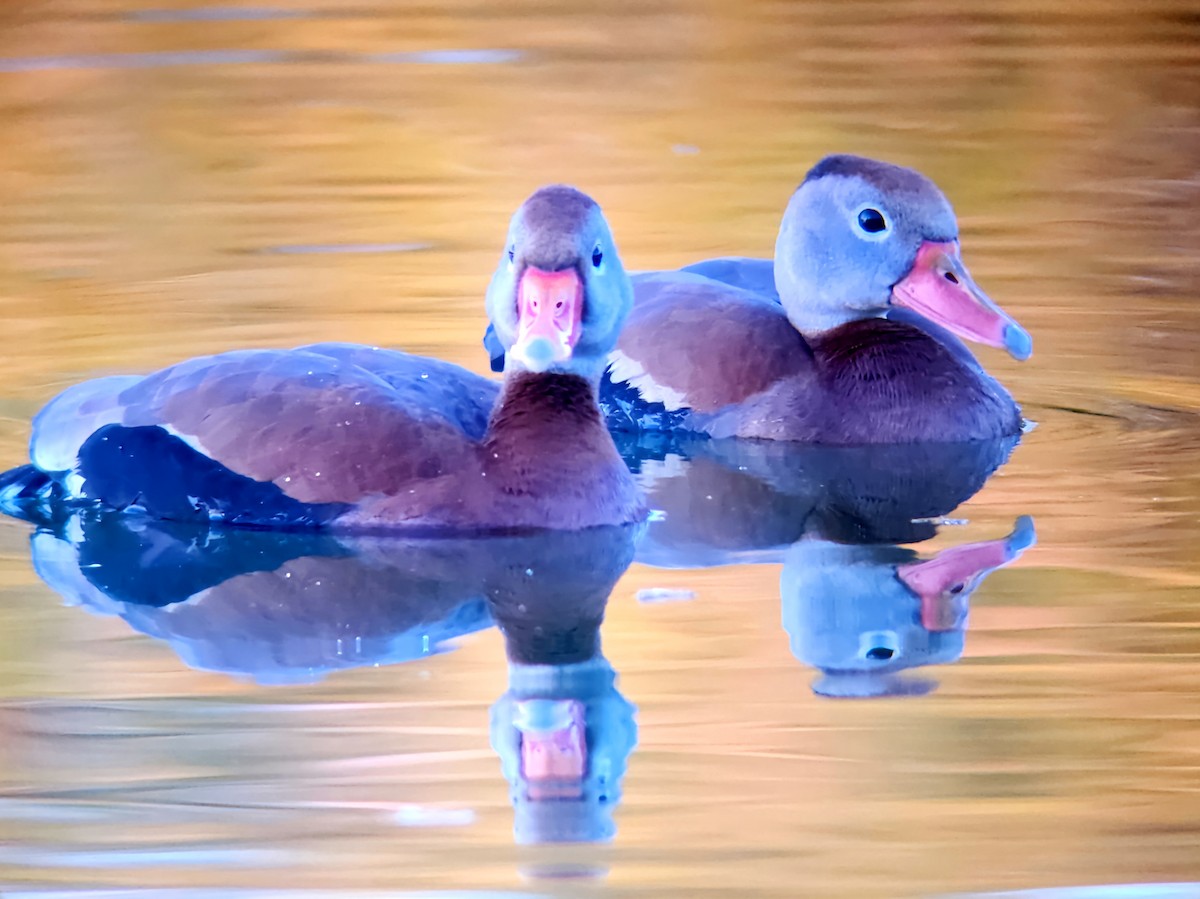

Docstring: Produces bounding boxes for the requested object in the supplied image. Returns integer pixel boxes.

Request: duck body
[601,270,1022,443]
[15,343,496,530]
[1,186,646,534]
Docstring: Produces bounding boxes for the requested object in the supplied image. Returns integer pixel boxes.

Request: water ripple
[1,888,549,892]
[371,49,523,65]
[257,242,432,255]
[949,887,1200,899]
[127,6,312,22]
[0,845,293,868]
[0,48,523,73]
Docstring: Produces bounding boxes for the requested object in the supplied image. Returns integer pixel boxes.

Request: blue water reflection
[18,512,639,844]
[6,433,1032,844]
[0,48,523,73]
[783,516,1034,698]
[629,436,1035,696]
[31,520,496,683]
[491,658,635,844]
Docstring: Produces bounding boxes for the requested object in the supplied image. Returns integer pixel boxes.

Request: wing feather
[31,346,500,506]
[611,273,811,415]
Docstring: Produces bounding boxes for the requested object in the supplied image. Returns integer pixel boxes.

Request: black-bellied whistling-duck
[0,186,645,533]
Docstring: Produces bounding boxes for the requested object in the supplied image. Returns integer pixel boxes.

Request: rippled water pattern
[1,1,1199,896]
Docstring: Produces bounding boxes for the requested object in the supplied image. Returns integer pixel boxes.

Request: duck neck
[783,301,880,338]
[774,259,887,337]
[484,371,618,472]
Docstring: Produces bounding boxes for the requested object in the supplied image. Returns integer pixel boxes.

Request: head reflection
[628,434,1036,697]
[782,515,1035,698]
[20,513,640,844]
[490,655,635,845]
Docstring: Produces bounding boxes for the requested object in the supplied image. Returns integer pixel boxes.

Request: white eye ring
[853,203,890,242]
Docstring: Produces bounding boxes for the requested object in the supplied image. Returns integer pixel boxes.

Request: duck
[484,155,1032,444]
[0,186,646,533]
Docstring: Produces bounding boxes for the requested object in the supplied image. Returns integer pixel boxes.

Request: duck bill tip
[1003,322,1034,361]
[892,240,1033,361]
[1005,515,1038,554]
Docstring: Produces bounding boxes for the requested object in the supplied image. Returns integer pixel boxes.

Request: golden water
[1,1,1199,895]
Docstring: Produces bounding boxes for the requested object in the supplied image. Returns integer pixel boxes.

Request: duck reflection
[480,526,638,845]
[489,609,636,844]
[783,516,1034,697]
[626,434,1036,696]
[491,658,635,845]
[19,512,640,842]
[30,518,496,682]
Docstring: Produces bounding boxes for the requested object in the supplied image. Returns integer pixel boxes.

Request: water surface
[1,1,1199,896]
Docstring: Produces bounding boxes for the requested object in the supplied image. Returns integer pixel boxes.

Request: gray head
[485,186,634,380]
[774,155,1031,360]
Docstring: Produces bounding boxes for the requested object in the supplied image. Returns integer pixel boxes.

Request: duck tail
[0,464,63,526]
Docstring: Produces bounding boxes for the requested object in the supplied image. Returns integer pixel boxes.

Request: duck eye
[591,244,603,268]
[507,246,515,263]
[857,208,887,234]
